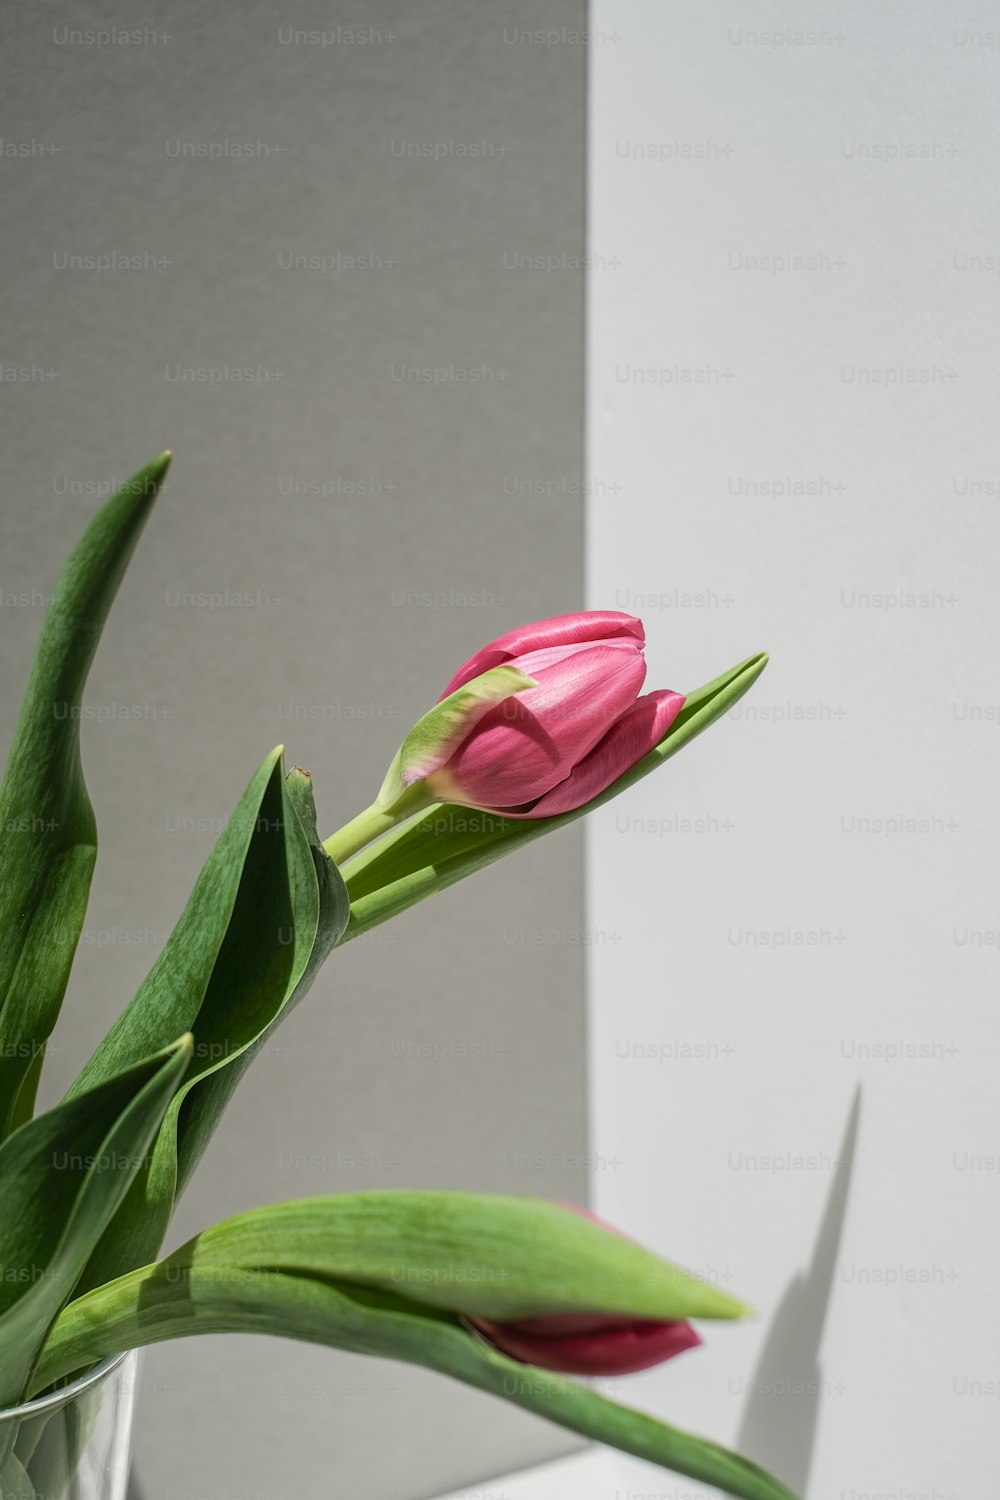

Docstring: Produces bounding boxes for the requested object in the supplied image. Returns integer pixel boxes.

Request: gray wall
[0,4,588,1496]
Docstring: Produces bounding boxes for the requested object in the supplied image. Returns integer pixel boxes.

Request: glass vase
[0,1352,138,1500]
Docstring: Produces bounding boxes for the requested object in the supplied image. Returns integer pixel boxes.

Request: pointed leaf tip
[0,452,179,1140]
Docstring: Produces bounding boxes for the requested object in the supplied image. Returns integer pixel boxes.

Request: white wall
[585,4,999,1497]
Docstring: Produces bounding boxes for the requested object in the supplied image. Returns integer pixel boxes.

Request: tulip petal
[504,689,685,818]
[429,644,647,809]
[469,1313,702,1376]
[440,611,644,697]
[376,665,537,811]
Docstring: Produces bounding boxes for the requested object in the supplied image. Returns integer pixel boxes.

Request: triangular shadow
[735,1086,862,1495]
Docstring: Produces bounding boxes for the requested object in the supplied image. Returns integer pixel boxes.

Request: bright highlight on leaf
[144,1190,749,1321]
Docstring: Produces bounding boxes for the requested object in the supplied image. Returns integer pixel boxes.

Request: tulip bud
[392,612,684,820]
[467,1200,703,1375]
[322,611,686,865]
[467,1308,701,1376]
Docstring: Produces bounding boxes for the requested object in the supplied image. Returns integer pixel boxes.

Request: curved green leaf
[67,757,349,1289]
[340,652,768,939]
[36,1241,797,1500]
[170,1189,746,1321]
[0,455,172,1139]
[0,1034,191,1410]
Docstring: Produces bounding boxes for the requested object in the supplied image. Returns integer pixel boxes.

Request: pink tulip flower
[398,611,685,818]
[468,1202,701,1376]
[323,611,688,868]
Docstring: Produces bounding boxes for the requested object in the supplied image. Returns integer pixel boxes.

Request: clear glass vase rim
[0,1351,131,1424]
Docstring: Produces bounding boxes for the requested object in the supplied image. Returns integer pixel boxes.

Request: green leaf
[35,1206,798,1500]
[0,1452,37,1500]
[0,1034,191,1411]
[136,1190,748,1321]
[341,652,768,938]
[67,756,349,1289]
[0,455,172,1141]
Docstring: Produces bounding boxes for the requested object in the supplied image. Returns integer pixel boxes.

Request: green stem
[322,787,434,866]
[322,805,396,865]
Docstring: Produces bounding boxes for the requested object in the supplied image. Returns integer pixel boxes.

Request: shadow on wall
[736,1087,862,1497]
